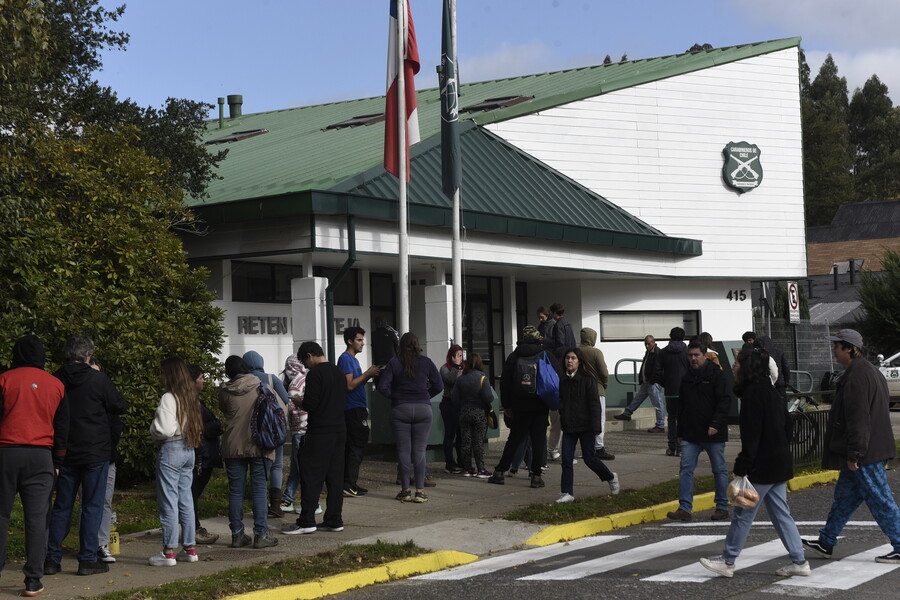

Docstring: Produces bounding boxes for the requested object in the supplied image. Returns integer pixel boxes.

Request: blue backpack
[536,351,561,410]
[250,375,287,452]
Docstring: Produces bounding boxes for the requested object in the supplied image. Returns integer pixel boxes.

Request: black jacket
[452,369,493,410]
[500,341,557,413]
[639,346,659,385]
[758,336,790,391]
[732,378,792,483]
[303,361,348,435]
[654,340,690,396]
[197,402,223,469]
[558,369,603,434]
[676,360,731,443]
[54,363,127,465]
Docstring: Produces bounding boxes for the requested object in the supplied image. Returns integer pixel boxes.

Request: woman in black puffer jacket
[699,346,808,579]
[556,348,618,503]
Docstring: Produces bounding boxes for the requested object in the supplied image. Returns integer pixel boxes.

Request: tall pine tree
[849,75,900,202]
[802,55,854,226]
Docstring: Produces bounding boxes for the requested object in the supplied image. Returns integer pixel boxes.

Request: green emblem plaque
[722,141,763,193]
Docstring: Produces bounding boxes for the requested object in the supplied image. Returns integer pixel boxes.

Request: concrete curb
[220,550,477,600]
[526,471,841,546]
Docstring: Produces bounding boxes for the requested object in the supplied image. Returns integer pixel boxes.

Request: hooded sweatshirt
[218,373,273,459]
[54,359,127,465]
[499,340,558,412]
[242,350,290,407]
[0,335,69,465]
[654,339,690,396]
[578,328,609,396]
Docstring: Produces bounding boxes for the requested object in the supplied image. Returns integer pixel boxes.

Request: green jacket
[578,328,609,396]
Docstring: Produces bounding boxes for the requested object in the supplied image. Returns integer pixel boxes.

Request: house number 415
[726,290,747,301]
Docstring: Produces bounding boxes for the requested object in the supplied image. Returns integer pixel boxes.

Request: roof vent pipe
[227,94,243,119]
[849,258,856,284]
[832,264,839,290]
[217,97,225,129]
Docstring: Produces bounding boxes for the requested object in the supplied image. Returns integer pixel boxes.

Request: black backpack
[514,354,540,397]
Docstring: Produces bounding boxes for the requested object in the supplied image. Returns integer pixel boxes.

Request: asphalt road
[337,468,900,600]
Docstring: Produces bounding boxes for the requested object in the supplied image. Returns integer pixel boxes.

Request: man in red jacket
[0,335,69,597]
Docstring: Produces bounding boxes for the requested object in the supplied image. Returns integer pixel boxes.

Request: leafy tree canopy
[857,248,900,355]
[0,0,225,478]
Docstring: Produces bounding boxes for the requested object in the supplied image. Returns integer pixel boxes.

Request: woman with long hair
[556,347,619,503]
[452,353,494,477]
[439,344,465,473]
[699,347,809,578]
[148,357,204,566]
[377,332,443,503]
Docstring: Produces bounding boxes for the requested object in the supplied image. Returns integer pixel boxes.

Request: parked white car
[876,351,900,409]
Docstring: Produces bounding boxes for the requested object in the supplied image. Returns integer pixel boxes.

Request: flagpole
[397,0,410,336]
[449,0,462,347]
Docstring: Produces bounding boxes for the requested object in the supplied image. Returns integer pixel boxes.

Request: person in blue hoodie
[242,351,290,519]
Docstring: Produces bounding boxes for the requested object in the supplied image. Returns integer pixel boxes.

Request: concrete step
[605,407,660,432]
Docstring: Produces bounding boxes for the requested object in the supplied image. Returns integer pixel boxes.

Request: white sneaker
[177,548,199,562]
[699,556,734,578]
[556,493,575,503]
[148,551,177,567]
[550,451,561,461]
[609,473,620,495]
[315,503,323,515]
[775,561,810,577]
[98,545,116,563]
[282,524,317,535]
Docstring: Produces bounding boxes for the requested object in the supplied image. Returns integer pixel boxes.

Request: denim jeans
[225,457,271,535]
[820,462,900,552]
[282,432,305,503]
[722,481,805,564]
[593,395,607,449]
[98,462,117,547]
[510,436,532,472]
[678,440,728,512]
[623,382,665,428]
[268,444,284,490]
[561,431,614,495]
[156,439,196,549]
[47,461,110,563]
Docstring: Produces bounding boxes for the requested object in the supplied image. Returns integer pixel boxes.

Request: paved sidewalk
[2,413,897,600]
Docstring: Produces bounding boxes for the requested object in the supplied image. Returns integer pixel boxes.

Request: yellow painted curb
[527,472,843,547]
[221,550,477,600]
[787,470,839,491]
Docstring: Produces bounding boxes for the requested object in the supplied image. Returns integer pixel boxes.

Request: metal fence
[788,406,830,470]
[752,319,836,392]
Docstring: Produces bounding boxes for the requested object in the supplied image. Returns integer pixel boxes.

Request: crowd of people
[1,317,898,597]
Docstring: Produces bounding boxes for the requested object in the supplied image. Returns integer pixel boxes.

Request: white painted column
[291,277,328,351]
[424,284,453,365]
[503,275,518,356]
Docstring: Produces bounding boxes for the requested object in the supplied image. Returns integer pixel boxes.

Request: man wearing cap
[802,329,900,565]
[489,326,559,489]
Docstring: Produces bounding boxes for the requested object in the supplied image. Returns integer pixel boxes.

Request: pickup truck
[876,351,900,409]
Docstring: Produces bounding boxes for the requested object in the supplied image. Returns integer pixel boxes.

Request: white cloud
[731,0,900,49]
[806,48,900,101]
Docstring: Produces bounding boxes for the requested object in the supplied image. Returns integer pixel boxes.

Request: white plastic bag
[727,475,760,508]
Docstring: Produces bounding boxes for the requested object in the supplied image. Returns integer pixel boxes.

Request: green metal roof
[330,122,701,255]
[191,37,800,208]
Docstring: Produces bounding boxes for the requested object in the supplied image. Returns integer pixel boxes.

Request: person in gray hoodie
[242,351,290,518]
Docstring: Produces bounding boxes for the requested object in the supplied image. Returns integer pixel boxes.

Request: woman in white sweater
[149,358,203,566]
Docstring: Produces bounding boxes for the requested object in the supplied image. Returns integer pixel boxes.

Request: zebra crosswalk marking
[518,535,724,581]
[775,544,900,591]
[413,536,627,581]
[643,538,789,582]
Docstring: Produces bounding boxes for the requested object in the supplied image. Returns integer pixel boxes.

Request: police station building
[182,38,806,406]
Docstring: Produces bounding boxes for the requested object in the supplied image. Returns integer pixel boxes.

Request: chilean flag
[384,0,420,180]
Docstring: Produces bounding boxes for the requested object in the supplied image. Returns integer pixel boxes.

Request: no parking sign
[788,281,800,323]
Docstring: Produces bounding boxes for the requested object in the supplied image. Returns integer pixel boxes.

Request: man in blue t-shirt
[337,326,380,497]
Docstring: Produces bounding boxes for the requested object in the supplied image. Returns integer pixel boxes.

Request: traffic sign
[788,281,800,323]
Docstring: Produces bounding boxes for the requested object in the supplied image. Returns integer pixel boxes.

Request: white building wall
[486,47,806,280]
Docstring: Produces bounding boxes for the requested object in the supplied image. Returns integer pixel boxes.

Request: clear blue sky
[96,0,899,116]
